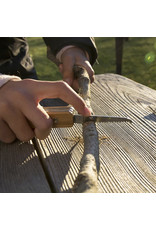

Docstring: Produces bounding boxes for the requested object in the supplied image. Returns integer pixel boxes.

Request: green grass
[27,37,156,89]
[27,37,61,81]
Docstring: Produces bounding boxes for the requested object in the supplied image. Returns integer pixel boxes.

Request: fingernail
[84,106,92,116]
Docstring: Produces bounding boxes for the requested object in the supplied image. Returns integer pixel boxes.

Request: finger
[58,63,63,73]
[61,55,75,86]
[2,107,35,142]
[68,62,94,91]
[29,104,52,140]
[31,80,92,116]
[20,101,53,140]
[59,63,94,91]
[61,59,95,84]
[59,62,79,91]
[71,79,80,92]
[0,119,16,143]
[81,60,95,83]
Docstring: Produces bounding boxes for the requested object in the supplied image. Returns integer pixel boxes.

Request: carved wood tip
[73,65,89,79]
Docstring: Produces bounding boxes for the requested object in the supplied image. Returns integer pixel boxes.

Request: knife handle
[43,106,74,128]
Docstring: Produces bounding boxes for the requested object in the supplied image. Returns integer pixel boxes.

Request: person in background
[0,37,98,143]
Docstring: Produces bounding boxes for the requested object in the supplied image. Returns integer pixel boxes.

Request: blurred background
[27,37,156,90]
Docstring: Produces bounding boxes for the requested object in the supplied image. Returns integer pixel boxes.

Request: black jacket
[0,37,97,79]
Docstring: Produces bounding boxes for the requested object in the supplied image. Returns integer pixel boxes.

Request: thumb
[59,63,73,86]
[59,57,74,86]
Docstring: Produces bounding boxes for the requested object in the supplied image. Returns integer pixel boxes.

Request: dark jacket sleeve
[0,37,37,79]
[43,37,98,65]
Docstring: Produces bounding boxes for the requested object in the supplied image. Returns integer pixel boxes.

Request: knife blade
[43,106,132,128]
[74,115,132,124]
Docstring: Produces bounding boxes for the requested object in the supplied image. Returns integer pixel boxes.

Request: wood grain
[0,140,51,192]
[0,73,156,193]
[38,74,156,193]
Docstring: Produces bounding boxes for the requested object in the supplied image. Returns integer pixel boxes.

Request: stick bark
[72,65,100,193]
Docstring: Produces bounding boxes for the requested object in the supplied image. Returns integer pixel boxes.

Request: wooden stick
[72,65,100,193]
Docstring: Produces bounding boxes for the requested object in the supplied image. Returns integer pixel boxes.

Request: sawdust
[63,135,108,145]
[63,136,83,144]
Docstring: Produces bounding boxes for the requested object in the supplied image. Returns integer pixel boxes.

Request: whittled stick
[72,65,100,193]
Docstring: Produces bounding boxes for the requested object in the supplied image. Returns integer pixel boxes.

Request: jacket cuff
[43,37,98,66]
[56,45,90,63]
[0,74,21,88]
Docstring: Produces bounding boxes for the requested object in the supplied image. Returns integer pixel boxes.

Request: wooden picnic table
[0,73,156,193]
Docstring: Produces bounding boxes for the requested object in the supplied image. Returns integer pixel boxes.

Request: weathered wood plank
[0,140,51,192]
[0,73,156,193]
[38,74,156,193]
